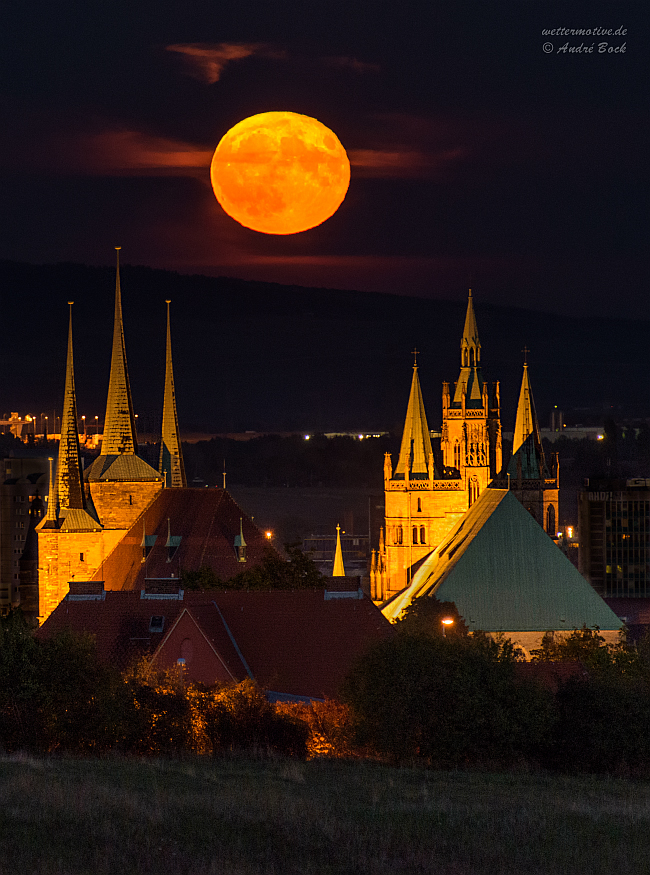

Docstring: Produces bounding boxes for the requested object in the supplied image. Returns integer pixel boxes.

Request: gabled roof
[93,487,275,590]
[383,489,622,633]
[393,364,433,480]
[37,588,394,699]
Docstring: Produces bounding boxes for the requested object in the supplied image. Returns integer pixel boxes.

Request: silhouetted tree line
[5,601,650,773]
[181,433,399,489]
[342,604,650,774]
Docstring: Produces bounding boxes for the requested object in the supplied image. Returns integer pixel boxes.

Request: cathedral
[33,249,269,624]
[371,291,559,602]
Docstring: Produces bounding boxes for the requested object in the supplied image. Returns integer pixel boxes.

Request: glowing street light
[442,617,454,638]
[265,531,273,540]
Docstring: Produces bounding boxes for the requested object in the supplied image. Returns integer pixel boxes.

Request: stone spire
[333,524,346,576]
[41,456,59,528]
[56,303,87,512]
[513,362,541,455]
[453,290,483,405]
[394,357,433,480]
[159,300,186,487]
[100,247,137,456]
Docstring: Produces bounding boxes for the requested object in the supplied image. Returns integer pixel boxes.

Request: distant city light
[304,435,310,440]
[597,434,604,440]
[265,531,273,540]
[567,526,574,539]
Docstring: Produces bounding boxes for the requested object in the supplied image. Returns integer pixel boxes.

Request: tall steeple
[56,303,87,512]
[100,247,137,456]
[41,456,59,528]
[159,300,186,488]
[513,361,540,455]
[394,354,434,480]
[453,290,483,405]
[333,524,346,576]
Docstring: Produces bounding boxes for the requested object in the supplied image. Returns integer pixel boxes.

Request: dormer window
[165,518,181,562]
[149,615,165,633]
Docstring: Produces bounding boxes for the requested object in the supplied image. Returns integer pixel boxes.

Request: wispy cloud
[349,147,466,178]
[165,42,274,84]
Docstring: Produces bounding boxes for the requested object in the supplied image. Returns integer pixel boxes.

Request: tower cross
[522,346,530,364]
[412,347,419,366]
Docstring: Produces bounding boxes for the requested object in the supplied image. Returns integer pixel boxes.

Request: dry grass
[1,754,650,874]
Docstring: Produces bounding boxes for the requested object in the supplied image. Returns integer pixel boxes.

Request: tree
[182,544,323,591]
[394,595,468,638]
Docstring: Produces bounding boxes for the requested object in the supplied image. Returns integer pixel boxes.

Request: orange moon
[210,111,350,235]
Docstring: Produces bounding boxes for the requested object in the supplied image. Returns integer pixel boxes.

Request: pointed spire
[394,361,433,480]
[333,524,346,577]
[42,456,59,527]
[100,247,137,456]
[453,289,483,405]
[56,303,88,512]
[513,362,541,454]
[159,300,187,487]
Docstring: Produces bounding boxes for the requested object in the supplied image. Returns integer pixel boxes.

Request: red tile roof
[94,488,274,590]
[37,588,394,699]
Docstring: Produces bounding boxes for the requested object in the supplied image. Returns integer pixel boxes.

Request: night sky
[2,1,647,320]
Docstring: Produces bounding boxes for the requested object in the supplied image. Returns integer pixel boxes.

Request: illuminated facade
[372,292,502,602]
[36,253,163,622]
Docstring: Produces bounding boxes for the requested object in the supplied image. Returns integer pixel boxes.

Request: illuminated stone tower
[441,290,502,505]
[36,304,104,622]
[493,360,559,536]
[159,300,186,488]
[85,248,163,529]
[377,355,467,601]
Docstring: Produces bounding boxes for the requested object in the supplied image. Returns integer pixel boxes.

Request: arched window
[469,477,480,507]
[454,441,461,469]
[469,348,475,367]
[417,497,422,512]
[546,504,556,536]
[397,525,403,545]
[420,526,426,544]
[412,526,418,544]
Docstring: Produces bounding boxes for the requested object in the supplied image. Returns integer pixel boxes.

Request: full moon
[210,111,350,235]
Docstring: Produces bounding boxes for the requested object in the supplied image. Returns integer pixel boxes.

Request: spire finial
[412,347,419,367]
[522,345,529,365]
[333,524,346,577]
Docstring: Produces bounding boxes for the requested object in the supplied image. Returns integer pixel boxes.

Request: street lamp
[82,415,86,439]
[442,617,454,638]
[94,415,98,435]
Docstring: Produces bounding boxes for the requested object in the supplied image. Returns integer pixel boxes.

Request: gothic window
[454,441,461,469]
[79,553,84,562]
[469,349,475,367]
[417,497,422,512]
[412,526,418,544]
[397,525,403,545]
[546,504,556,536]
[469,477,480,507]
[420,526,426,544]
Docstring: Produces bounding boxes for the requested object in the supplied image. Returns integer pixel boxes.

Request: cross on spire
[522,345,530,364]
[412,347,419,367]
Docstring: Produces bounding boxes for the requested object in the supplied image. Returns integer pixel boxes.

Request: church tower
[85,248,163,529]
[36,304,104,622]
[441,290,502,506]
[493,360,559,537]
[159,300,186,487]
[378,355,468,601]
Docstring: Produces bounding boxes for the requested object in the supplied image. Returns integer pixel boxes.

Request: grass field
[1,755,650,874]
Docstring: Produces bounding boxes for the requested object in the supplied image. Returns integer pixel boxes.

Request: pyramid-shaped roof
[393,365,433,480]
[383,489,622,633]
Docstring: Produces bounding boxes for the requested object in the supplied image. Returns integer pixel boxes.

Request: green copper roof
[384,489,622,633]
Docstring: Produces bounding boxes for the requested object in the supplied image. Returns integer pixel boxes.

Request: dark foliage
[341,633,555,766]
[394,595,469,638]
[182,544,323,591]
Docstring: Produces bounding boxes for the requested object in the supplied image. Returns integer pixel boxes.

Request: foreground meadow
[1,755,649,875]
